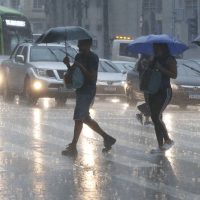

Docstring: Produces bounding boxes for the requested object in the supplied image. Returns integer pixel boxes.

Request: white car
[1,43,77,105]
[96,59,126,98]
[112,60,136,73]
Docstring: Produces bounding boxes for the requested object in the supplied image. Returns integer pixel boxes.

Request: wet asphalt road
[0,97,200,200]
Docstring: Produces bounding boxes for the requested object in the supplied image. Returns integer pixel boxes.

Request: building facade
[0,0,46,33]
[45,0,106,57]
[45,0,200,58]
[141,0,199,44]
[45,0,142,58]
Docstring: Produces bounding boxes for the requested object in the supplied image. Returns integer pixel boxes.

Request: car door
[15,46,29,91]
[132,67,143,99]
[127,66,142,99]
[8,45,23,90]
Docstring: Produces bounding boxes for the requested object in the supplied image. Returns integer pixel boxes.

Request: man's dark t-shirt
[74,51,99,95]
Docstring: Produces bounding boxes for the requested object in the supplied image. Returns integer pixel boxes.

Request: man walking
[62,39,116,155]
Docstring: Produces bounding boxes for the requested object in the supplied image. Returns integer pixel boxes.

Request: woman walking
[148,43,177,153]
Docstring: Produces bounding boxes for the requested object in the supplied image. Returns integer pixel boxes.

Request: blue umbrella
[128,34,188,55]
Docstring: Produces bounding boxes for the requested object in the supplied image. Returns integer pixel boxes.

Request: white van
[111,36,138,62]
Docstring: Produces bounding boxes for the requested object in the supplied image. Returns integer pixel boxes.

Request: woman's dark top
[152,55,177,90]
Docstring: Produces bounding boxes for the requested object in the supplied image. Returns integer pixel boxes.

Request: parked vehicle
[0,43,77,105]
[0,6,32,55]
[112,60,136,73]
[33,34,42,42]
[96,59,126,98]
[111,36,138,62]
[125,59,200,108]
[0,56,9,91]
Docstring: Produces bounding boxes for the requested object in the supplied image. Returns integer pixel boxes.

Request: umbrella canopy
[36,26,92,44]
[128,34,188,56]
[192,35,200,46]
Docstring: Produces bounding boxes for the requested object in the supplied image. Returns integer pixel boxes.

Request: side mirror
[122,70,126,74]
[16,55,25,63]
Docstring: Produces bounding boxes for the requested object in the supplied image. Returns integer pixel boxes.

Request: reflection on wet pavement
[0,98,200,199]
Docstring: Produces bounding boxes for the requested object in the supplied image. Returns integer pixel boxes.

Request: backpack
[139,67,162,94]
[64,67,84,89]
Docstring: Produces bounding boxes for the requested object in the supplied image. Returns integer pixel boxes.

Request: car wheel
[2,81,15,102]
[55,97,67,106]
[24,79,38,105]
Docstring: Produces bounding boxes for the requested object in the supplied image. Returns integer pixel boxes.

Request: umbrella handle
[64,52,84,69]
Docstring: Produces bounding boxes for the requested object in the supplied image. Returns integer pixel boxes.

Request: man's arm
[63,55,98,81]
[63,56,72,69]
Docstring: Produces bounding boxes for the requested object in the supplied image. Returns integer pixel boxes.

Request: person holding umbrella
[62,39,116,155]
[128,34,188,153]
[148,43,177,153]
[36,26,116,155]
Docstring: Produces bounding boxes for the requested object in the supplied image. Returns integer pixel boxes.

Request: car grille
[46,70,56,78]
[49,83,64,88]
[57,70,67,79]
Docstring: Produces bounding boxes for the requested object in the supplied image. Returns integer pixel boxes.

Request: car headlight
[36,68,47,77]
[0,72,4,85]
[171,83,179,90]
[32,80,43,91]
[122,81,128,89]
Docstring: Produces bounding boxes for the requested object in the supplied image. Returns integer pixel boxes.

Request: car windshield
[30,45,77,62]
[98,60,121,73]
[178,60,200,77]
[115,62,135,72]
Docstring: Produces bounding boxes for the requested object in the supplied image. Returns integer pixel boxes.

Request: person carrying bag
[64,65,84,89]
[144,43,177,154]
[63,52,85,90]
[139,62,162,95]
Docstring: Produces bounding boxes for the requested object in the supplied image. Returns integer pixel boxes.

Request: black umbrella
[192,35,200,46]
[36,26,92,44]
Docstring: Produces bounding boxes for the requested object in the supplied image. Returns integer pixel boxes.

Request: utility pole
[103,0,110,58]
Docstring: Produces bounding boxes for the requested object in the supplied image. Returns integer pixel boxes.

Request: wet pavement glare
[0,97,200,200]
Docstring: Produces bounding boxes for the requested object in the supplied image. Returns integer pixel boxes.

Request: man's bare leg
[62,120,83,155]
[72,120,83,146]
[84,118,116,149]
[84,118,108,138]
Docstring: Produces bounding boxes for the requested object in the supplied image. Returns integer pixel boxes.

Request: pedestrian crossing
[0,100,200,199]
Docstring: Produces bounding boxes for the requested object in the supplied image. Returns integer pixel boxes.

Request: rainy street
[0,98,200,200]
